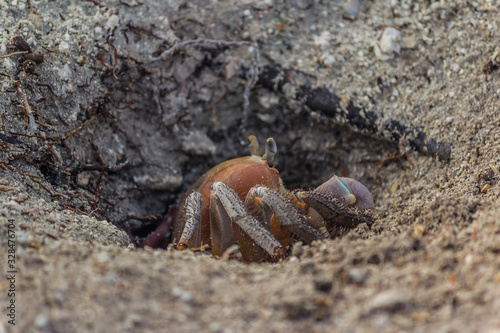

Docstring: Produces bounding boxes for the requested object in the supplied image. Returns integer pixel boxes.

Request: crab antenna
[263,137,277,167]
[248,135,260,156]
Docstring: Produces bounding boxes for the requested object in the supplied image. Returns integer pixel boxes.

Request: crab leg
[209,189,236,256]
[248,186,328,244]
[176,191,203,249]
[210,182,284,258]
[295,190,374,228]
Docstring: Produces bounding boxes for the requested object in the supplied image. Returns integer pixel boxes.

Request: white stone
[344,0,360,17]
[58,64,72,81]
[379,27,401,55]
[1,57,15,71]
[313,31,331,48]
[58,41,70,53]
[105,15,120,31]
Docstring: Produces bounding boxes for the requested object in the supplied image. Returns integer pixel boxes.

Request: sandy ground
[1,0,500,332]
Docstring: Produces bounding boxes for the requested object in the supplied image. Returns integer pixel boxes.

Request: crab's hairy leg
[232,194,269,261]
[248,135,260,156]
[296,190,374,228]
[209,190,236,256]
[211,182,284,258]
[249,186,328,244]
[176,191,203,250]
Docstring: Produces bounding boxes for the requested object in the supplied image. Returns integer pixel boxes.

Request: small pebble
[364,290,409,315]
[314,275,333,293]
[58,41,70,53]
[413,225,425,237]
[348,267,369,285]
[291,242,304,258]
[343,0,360,17]
[375,27,401,60]
[299,259,317,274]
[180,130,216,156]
[34,314,49,328]
[58,64,72,81]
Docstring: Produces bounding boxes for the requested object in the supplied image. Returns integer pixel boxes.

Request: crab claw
[294,175,374,229]
[315,175,374,209]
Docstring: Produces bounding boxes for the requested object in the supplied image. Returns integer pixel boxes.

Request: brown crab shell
[172,155,284,255]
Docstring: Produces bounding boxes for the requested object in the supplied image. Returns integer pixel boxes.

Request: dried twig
[0,51,28,58]
[113,125,145,162]
[58,204,90,216]
[0,161,72,199]
[40,45,58,53]
[150,38,252,62]
[85,0,110,10]
[0,186,15,192]
[62,115,96,139]
[0,115,6,134]
[108,42,118,79]
[81,160,128,173]
[15,81,37,132]
[27,0,41,15]
[242,40,260,128]
[96,54,112,68]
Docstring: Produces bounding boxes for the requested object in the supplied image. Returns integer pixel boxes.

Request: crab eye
[335,176,357,206]
[338,176,352,193]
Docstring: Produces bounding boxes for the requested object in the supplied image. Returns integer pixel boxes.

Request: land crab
[171,135,374,262]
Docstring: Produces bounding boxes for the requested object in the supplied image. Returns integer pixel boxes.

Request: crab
[172,135,374,262]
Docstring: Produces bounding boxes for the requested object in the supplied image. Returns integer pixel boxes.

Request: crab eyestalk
[263,137,277,167]
[248,135,260,156]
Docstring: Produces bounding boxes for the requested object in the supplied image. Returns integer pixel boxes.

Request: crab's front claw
[295,175,374,228]
[315,175,374,209]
